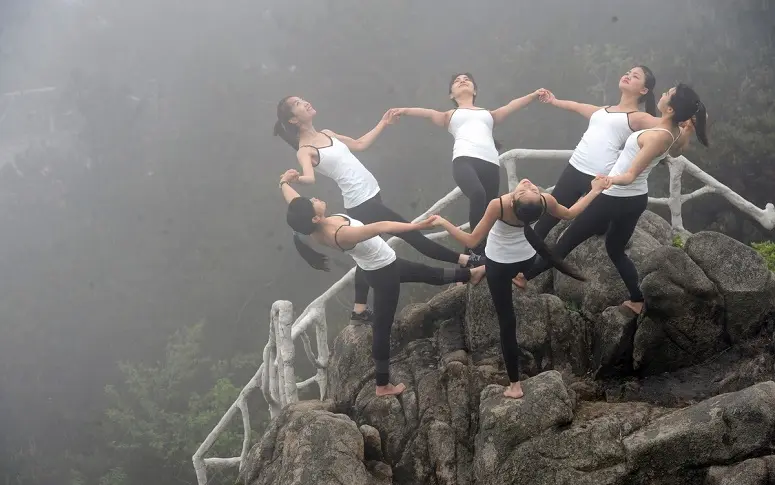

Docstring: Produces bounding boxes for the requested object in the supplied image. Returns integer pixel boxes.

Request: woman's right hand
[591,175,612,192]
[280,169,299,184]
[537,88,555,104]
[382,109,401,125]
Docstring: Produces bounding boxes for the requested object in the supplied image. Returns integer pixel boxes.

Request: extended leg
[534,165,593,240]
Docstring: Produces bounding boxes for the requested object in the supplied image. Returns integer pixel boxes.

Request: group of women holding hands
[274,66,709,399]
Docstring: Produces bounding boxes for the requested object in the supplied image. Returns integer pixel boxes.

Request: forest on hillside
[0,1,773,484]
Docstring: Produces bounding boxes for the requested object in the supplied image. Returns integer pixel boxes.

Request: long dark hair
[286,197,329,271]
[512,197,586,282]
[449,72,477,107]
[669,84,709,147]
[637,65,657,116]
[273,96,300,150]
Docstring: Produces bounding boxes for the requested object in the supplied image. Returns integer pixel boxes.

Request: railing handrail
[193,149,775,485]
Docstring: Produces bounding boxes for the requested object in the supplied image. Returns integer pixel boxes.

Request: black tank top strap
[298,145,321,167]
[498,197,505,220]
[540,194,547,216]
[332,214,352,251]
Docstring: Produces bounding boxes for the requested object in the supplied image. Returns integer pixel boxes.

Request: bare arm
[395,107,450,127]
[335,220,431,247]
[490,90,540,124]
[544,177,608,220]
[322,110,396,152]
[540,89,601,119]
[296,148,317,184]
[609,131,673,186]
[432,200,500,249]
[280,172,302,203]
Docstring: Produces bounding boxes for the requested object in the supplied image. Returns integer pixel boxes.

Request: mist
[1,0,773,483]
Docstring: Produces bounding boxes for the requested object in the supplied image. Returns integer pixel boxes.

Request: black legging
[347,192,460,305]
[524,193,648,302]
[533,164,607,240]
[452,156,501,254]
[486,255,537,382]
[355,258,471,386]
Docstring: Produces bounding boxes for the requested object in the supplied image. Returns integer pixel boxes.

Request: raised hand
[382,108,401,125]
[280,169,300,183]
[591,175,612,191]
[537,88,555,104]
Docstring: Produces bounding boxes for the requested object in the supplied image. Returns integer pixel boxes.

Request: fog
[0,0,772,483]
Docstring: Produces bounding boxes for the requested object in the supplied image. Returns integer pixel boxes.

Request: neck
[616,91,641,110]
[455,94,475,108]
[298,123,317,140]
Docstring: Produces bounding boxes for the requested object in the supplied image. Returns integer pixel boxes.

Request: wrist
[279,180,290,188]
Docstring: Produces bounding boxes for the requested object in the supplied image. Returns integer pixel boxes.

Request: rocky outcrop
[241,219,775,485]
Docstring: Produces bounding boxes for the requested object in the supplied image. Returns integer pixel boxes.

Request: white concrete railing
[192,149,775,484]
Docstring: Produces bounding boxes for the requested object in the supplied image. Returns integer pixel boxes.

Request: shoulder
[321,129,339,138]
[638,129,674,149]
[628,111,658,130]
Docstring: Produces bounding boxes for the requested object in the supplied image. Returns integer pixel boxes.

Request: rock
[328,323,375,406]
[706,457,771,485]
[359,424,384,462]
[239,400,390,485]
[635,246,726,374]
[623,381,775,483]
[474,370,575,484]
[592,305,637,376]
[637,210,673,245]
[685,231,775,343]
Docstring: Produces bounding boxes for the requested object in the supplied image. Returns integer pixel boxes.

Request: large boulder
[635,246,726,374]
[239,400,391,485]
[685,231,775,343]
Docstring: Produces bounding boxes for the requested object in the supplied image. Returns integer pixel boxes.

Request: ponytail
[287,196,329,271]
[523,224,586,282]
[274,96,301,150]
[638,65,657,116]
[642,91,657,116]
[292,233,329,272]
[693,101,709,147]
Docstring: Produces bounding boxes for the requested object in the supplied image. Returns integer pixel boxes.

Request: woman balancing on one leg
[533,66,690,240]
[393,73,541,258]
[278,170,485,396]
[427,176,610,399]
[274,96,479,324]
[518,84,709,315]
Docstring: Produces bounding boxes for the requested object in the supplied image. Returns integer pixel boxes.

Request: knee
[605,240,624,260]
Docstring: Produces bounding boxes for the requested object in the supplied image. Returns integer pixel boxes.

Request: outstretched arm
[393,107,451,128]
[539,89,601,119]
[609,131,673,186]
[295,148,317,184]
[490,90,540,124]
[322,110,397,152]
[335,219,433,247]
[431,200,499,248]
[544,177,609,220]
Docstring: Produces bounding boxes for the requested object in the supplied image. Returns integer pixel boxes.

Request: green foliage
[672,235,685,249]
[752,241,775,271]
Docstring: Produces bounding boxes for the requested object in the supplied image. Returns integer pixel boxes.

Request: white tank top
[568,108,634,176]
[332,214,396,271]
[604,128,677,197]
[305,135,380,209]
[447,109,500,165]
[484,197,540,264]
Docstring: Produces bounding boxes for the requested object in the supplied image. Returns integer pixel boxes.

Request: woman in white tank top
[278,172,485,398]
[532,66,692,240]
[390,73,541,258]
[274,95,478,324]
[428,176,609,400]
[521,84,709,315]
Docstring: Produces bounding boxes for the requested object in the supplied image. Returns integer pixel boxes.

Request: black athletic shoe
[465,252,486,268]
[350,308,374,323]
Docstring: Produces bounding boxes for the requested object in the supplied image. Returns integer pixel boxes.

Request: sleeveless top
[302,135,380,209]
[447,109,500,165]
[484,196,545,264]
[568,108,634,176]
[604,128,678,197]
[332,214,396,271]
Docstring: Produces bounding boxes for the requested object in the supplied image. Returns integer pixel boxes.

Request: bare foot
[622,300,644,314]
[469,265,486,285]
[503,382,524,399]
[512,273,527,290]
[376,383,406,397]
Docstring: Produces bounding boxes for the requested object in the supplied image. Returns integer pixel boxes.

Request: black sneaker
[465,252,486,268]
[350,308,374,323]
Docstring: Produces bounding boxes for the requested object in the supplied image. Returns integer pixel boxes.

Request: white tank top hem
[306,135,380,209]
[603,128,677,197]
[568,108,634,176]
[332,214,396,271]
[484,198,539,264]
[447,109,500,166]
